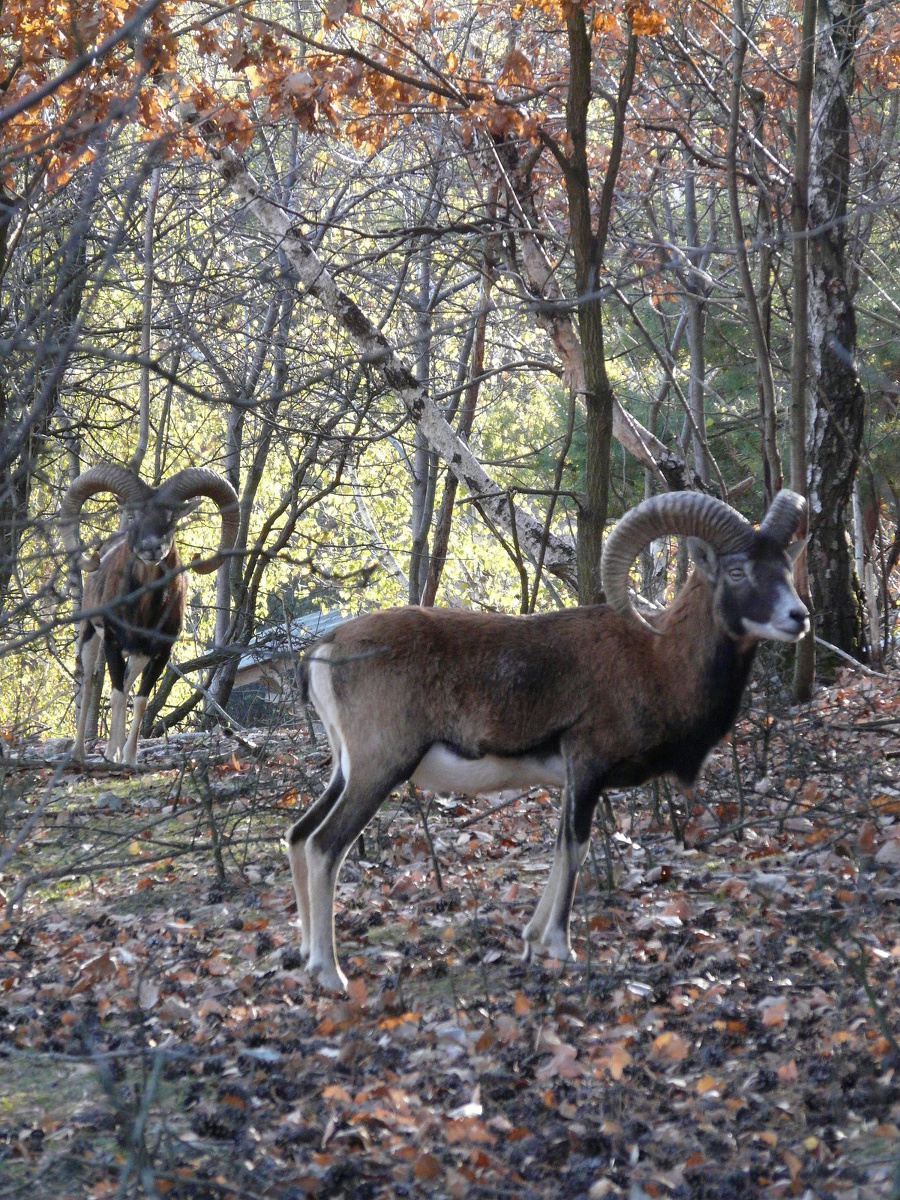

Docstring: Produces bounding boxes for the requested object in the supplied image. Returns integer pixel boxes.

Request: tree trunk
[726,0,782,501]
[563,9,637,604]
[806,0,866,658]
[422,184,500,606]
[682,168,710,487]
[410,244,434,604]
[790,0,817,701]
[495,142,690,493]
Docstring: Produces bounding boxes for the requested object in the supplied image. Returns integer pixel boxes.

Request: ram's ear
[686,536,718,584]
[786,538,806,564]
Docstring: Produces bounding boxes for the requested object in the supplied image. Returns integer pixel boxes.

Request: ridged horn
[759,489,807,547]
[155,468,240,575]
[601,492,755,630]
[59,464,153,560]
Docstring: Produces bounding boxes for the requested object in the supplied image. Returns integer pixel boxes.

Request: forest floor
[1,654,899,1200]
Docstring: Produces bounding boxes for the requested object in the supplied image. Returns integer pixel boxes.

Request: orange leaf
[781,1149,803,1179]
[651,1031,690,1061]
[445,1117,496,1145]
[347,976,367,1007]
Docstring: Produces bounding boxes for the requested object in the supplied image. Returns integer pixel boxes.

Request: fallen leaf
[651,1031,690,1061]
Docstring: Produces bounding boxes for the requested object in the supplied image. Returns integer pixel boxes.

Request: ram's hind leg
[285,763,345,962]
[523,775,599,965]
[73,624,102,761]
[303,766,403,991]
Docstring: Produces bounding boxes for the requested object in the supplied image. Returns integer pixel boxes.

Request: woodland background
[1,0,900,1196]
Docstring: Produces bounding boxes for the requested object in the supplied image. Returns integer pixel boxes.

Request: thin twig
[814,636,892,679]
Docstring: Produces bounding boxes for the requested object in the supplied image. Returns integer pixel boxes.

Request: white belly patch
[411,744,565,795]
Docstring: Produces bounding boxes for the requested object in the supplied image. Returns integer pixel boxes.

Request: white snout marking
[412,744,565,795]
[743,589,810,643]
[741,620,801,643]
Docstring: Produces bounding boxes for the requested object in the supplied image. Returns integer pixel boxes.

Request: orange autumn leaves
[0,0,670,181]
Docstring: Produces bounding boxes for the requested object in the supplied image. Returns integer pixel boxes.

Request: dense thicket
[0,0,898,742]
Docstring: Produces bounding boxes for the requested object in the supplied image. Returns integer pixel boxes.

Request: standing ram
[60,463,239,766]
[287,489,809,991]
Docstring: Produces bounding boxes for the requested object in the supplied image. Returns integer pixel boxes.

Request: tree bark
[726,0,782,501]
[561,10,638,604]
[422,184,500,607]
[806,0,866,657]
[790,0,817,700]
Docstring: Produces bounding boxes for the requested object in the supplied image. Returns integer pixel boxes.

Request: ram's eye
[727,566,747,583]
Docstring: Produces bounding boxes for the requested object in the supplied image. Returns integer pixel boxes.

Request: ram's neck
[642,573,758,783]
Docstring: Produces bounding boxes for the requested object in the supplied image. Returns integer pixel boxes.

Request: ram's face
[690,537,810,643]
[128,506,178,565]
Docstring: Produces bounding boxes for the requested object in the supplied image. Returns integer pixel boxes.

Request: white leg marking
[287,831,312,960]
[304,834,349,992]
[107,654,148,764]
[107,689,127,762]
[523,775,590,965]
[288,645,351,984]
[122,694,147,767]
[74,633,102,760]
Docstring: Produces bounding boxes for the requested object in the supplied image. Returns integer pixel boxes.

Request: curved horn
[759,489,807,548]
[155,468,240,575]
[601,492,755,629]
[59,464,153,559]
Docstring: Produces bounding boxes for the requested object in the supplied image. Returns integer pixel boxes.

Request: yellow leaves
[592,12,619,35]
[498,48,534,89]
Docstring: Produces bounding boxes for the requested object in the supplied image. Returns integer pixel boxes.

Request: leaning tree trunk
[806,0,866,658]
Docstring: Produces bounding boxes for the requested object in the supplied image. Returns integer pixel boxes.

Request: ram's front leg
[523,775,598,964]
[119,653,153,766]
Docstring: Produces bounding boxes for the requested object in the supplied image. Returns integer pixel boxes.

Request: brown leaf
[777,1059,798,1083]
[781,1149,803,1179]
[414,1152,442,1180]
[759,997,788,1027]
[72,950,116,992]
[347,977,367,1008]
[445,1117,496,1145]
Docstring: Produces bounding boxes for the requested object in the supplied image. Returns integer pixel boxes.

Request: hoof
[307,960,348,994]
